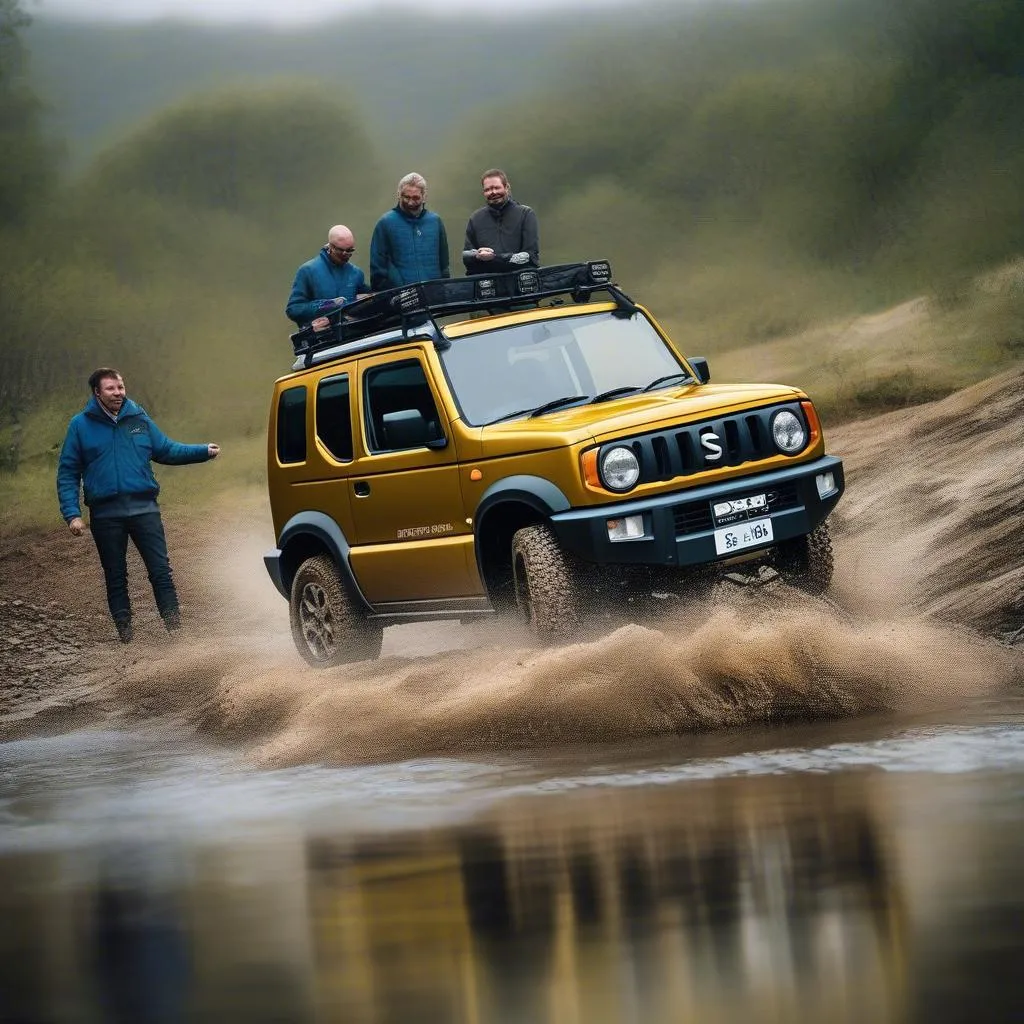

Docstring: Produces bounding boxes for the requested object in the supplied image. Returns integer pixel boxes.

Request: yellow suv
[265,262,844,666]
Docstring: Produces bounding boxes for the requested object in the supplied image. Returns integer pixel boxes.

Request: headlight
[600,445,640,492]
[771,409,806,454]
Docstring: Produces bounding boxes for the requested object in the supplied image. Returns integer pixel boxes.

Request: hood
[482,382,803,438]
[474,382,805,458]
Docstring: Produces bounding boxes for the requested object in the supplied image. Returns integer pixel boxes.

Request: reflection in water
[91,849,191,1024]
[306,777,903,1024]
[3,768,1024,1022]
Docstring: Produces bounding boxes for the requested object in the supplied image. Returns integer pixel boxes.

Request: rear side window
[277,386,307,464]
[316,374,353,461]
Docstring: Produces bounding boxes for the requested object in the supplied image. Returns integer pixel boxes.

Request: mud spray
[83,578,1017,770]
[9,367,1023,771]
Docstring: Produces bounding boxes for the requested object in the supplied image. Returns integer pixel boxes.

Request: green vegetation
[2,0,1023,531]
[0,0,56,223]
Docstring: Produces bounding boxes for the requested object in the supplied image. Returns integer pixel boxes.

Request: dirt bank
[1,366,1021,750]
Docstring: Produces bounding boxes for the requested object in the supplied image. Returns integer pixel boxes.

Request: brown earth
[1,366,1021,756]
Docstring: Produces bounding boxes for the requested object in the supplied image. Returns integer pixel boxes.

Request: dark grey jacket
[462,199,540,275]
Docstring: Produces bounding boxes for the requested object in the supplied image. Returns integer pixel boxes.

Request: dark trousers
[90,512,178,623]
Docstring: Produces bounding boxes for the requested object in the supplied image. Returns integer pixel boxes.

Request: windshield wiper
[529,395,591,417]
[591,385,642,404]
[642,371,695,392]
[483,406,539,425]
[484,394,591,425]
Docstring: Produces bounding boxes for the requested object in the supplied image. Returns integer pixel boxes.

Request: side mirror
[688,356,710,384]
[381,409,447,450]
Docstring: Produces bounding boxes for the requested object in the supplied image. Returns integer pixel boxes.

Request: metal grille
[611,403,804,486]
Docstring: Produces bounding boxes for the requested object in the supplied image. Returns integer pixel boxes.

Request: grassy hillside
[431,0,1024,344]
[24,11,607,168]
[2,0,1022,522]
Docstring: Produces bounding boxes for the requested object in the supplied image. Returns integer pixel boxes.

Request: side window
[316,373,352,462]
[363,359,443,453]
[276,386,307,464]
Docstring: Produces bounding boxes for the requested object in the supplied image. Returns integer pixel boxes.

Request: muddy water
[2,688,1024,1024]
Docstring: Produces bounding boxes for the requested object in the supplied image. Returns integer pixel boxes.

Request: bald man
[286,224,370,328]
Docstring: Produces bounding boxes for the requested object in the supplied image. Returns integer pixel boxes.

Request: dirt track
[1,366,1021,746]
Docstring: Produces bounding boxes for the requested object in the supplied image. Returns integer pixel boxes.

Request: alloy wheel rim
[299,582,336,659]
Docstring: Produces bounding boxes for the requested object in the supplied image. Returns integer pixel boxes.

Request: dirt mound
[829,365,1024,641]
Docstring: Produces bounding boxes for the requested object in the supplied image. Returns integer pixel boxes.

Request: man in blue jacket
[57,368,220,642]
[370,173,450,291]
[286,224,369,329]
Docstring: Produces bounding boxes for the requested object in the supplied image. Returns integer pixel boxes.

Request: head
[89,368,126,416]
[481,168,510,207]
[396,172,427,216]
[326,225,356,265]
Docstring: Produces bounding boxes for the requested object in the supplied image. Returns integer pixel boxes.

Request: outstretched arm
[146,413,215,465]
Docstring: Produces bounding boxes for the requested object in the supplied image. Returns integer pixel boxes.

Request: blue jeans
[90,512,178,623]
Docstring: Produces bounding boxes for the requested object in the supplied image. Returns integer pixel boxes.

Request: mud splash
[48,585,1010,769]
[2,369,1022,763]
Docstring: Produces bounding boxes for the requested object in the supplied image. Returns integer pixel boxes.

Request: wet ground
[2,692,1024,1024]
[2,368,1022,1021]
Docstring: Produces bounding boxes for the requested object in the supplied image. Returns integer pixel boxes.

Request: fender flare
[273,511,372,612]
[473,475,571,581]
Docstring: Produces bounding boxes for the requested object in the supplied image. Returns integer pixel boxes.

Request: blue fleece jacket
[370,206,450,291]
[285,247,369,325]
[57,397,210,521]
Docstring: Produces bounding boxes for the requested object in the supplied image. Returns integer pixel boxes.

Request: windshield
[439,311,688,426]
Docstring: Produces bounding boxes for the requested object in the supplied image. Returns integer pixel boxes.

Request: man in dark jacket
[286,224,369,328]
[462,169,540,276]
[370,172,450,291]
[57,368,220,642]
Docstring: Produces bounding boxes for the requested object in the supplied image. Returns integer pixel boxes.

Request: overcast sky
[32,0,629,25]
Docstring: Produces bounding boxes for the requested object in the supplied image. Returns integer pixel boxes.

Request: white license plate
[713,517,774,555]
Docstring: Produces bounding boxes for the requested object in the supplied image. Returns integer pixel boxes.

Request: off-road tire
[289,554,383,667]
[511,524,582,643]
[773,521,834,595]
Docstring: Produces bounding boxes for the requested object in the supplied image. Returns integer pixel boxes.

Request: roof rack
[290,259,633,366]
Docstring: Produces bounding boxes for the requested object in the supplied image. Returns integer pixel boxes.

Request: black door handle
[353,481,370,497]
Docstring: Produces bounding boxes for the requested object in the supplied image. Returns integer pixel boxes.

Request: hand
[68,517,85,537]
[207,443,220,459]
[311,316,330,331]
[508,251,530,265]
[476,247,495,261]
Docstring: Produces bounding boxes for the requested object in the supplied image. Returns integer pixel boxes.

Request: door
[347,349,478,603]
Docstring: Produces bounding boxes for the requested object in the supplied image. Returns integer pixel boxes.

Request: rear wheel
[773,521,834,595]
[289,554,383,667]
[511,524,582,643]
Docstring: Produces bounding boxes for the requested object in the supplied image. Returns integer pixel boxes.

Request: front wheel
[773,521,835,595]
[511,524,582,643]
[289,554,383,667]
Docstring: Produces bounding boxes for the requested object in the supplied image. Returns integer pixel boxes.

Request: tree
[0,0,55,225]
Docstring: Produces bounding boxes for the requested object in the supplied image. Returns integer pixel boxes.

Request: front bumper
[550,455,844,567]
